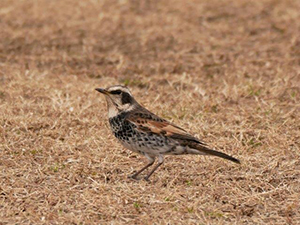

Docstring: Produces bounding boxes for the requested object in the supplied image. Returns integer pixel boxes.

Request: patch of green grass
[30,150,37,155]
[242,137,262,148]
[211,104,219,113]
[204,211,224,218]
[248,138,262,148]
[133,202,141,209]
[50,163,66,173]
[187,207,194,213]
[0,91,5,99]
[53,165,59,172]
[30,149,42,155]
[87,73,102,79]
[120,78,148,88]
[161,111,175,120]
[290,91,296,99]
[248,85,261,97]
[265,109,272,115]
[186,180,192,186]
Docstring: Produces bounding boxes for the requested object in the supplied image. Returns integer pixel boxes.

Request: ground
[0,0,299,224]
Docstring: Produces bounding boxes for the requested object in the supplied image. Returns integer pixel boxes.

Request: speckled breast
[108,113,179,155]
[109,113,131,138]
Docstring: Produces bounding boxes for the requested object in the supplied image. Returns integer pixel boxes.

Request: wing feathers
[126,112,206,145]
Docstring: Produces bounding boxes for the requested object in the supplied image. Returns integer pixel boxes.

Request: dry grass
[0,0,300,224]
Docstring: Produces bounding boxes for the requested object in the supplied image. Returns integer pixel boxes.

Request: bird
[96,85,240,181]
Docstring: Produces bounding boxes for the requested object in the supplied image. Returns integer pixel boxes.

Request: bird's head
[95,85,137,118]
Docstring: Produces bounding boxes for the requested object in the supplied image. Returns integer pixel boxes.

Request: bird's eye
[110,90,122,95]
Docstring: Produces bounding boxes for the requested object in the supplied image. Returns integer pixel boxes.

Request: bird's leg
[128,156,155,180]
[144,155,164,181]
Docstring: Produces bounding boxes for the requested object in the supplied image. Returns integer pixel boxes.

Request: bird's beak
[95,88,109,95]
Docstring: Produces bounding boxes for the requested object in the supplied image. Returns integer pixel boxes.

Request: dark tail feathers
[196,145,240,164]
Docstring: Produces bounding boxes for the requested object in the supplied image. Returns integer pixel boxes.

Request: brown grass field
[0,0,300,224]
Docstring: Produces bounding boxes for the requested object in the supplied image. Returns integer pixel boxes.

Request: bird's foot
[143,176,151,182]
[127,174,141,180]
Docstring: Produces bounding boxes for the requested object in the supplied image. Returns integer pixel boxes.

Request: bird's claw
[128,175,141,180]
[128,174,151,182]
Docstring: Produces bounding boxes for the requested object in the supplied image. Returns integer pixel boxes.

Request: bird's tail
[190,145,240,164]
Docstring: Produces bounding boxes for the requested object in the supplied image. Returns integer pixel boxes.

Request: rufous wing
[126,112,206,145]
